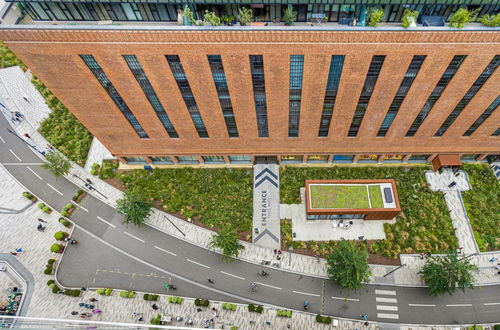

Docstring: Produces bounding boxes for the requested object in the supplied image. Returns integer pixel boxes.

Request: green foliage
[168,296,184,304]
[195,298,210,307]
[48,258,56,265]
[418,250,478,297]
[54,231,69,241]
[221,15,235,24]
[50,243,63,253]
[248,304,263,313]
[117,168,253,231]
[150,314,161,325]
[119,290,136,298]
[105,288,113,296]
[116,190,153,226]
[276,309,292,318]
[209,225,244,263]
[44,267,53,275]
[462,164,500,251]
[478,13,500,26]
[204,10,222,26]
[402,9,419,27]
[42,206,52,214]
[316,314,332,324]
[63,203,73,211]
[22,192,36,201]
[38,202,46,209]
[35,76,92,166]
[368,7,384,26]
[238,7,253,26]
[222,303,237,311]
[59,218,71,227]
[71,290,81,297]
[143,293,158,301]
[52,285,61,294]
[283,5,297,25]
[97,288,113,295]
[326,240,371,290]
[47,279,55,286]
[182,5,195,24]
[0,42,26,70]
[281,166,457,258]
[449,8,478,28]
[72,190,85,202]
[41,152,72,178]
[99,160,118,179]
[90,163,100,176]
[64,289,72,295]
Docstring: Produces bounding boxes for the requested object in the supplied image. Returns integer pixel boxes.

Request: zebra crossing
[375,289,399,320]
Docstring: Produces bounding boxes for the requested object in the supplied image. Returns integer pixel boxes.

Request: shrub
[60,210,68,217]
[151,295,159,301]
[449,8,478,28]
[150,314,161,325]
[105,288,113,296]
[59,218,71,227]
[72,190,85,202]
[64,289,72,295]
[63,203,73,211]
[38,202,45,209]
[50,243,63,253]
[368,8,384,26]
[195,298,209,307]
[402,9,419,27]
[494,325,500,330]
[119,290,136,298]
[42,206,52,214]
[90,163,100,176]
[44,268,53,275]
[96,288,105,295]
[99,160,118,179]
[238,7,252,26]
[168,296,184,304]
[22,192,36,201]
[204,10,221,26]
[72,290,81,297]
[48,258,56,265]
[479,13,500,27]
[222,303,237,311]
[143,294,149,300]
[52,285,60,293]
[0,41,27,70]
[54,231,69,241]
[47,280,55,286]
[277,309,292,318]
[283,5,297,26]
[316,314,332,324]
[248,304,263,313]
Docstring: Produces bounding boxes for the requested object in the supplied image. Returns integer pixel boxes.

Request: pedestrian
[364,321,369,326]
[132,312,140,317]
[89,298,98,302]
[0,266,7,272]
[23,133,31,139]
[70,240,78,245]
[37,223,45,232]
[303,300,309,310]
[495,264,500,271]
[196,308,202,312]
[265,321,271,326]
[152,304,158,310]
[37,218,47,223]
[80,313,91,318]
[276,255,281,261]
[86,178,93,185]
[360,314,368,321]
[92,309,101,315]
[71,311,79,316]
[278,250,282,255]
[274,249,277,254]
[419,252,425,260]
[254,228,259,234]
[10,251,18,256]
[489,257,498,263]
[15,248,24,254]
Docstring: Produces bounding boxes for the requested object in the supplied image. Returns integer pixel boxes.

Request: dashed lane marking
[96,216,116,228]
[331,296,360,302]
[26,166,42,180]
[408,304,436,307]
[377,313,399,320]
[376,297,397,303]
[377,305,398,311]
[46,183,63,196]
[446,304,472,307]
[154,245,177,256]
[0,136,5,143]
[220,271,245,280]
[254,282,282,290]
[292,290,320,297]
[9,149,21,161]
[186,258,210,269]
[71,200,88,212]
[484,302,500,306]
[2,163,43,166]
[375,290,397,295]
[123,231,145,243]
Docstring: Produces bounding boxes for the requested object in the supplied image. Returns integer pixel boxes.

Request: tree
[418,250,478,297]
[209,225,244,263]
[41,151,71,178]
[326,240,371,290]
[116,190,152,226]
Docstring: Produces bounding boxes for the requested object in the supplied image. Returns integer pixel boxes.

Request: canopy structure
[431,154,462,172]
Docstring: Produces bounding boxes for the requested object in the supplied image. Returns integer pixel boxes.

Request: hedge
[316,314,332,324]
[52,285,60,294]
[50,243,63,253]
[276,309,292,318]
[248,304,263,313]
[47,280,55,286]
[221,303,237,311]
[168,296,183,304]
[59,218,72,227]
[194,298,210,307]
[119,290,136,298]
[143,294,159,301]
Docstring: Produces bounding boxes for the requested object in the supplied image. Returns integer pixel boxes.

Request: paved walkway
[83,137,114,173]
[1,64,498,289]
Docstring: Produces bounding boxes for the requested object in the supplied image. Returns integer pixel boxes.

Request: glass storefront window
[383,154,404,163]
[461,154,477,162]
[358,154,379,163]
[333,155,354,163]
[307,155,328,163]
[409,154,430,163]
[203,156,226,164]
[307,214,365,220]
[281,155,303,164]
[151,157,173,164]
[176,156,199,164]
[229,155,251,164]
[126,157,146,164]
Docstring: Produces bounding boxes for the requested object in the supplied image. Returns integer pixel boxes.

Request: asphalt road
[0,111,499,325]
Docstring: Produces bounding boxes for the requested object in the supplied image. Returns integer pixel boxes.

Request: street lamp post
[383,264,407,277]
[458,253,478,262]
[71,173,107,199]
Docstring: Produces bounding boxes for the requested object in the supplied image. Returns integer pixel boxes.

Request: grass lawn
[368,185,384,208]
[310,185,369,209]
[462,164,500,251]
[281,166,457,259]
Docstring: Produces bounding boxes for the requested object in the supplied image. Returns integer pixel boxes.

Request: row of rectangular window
[288,55,304,137]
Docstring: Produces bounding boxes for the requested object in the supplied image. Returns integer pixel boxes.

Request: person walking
[303,300,309,310]
[89,298,98,302]
[37,218,47,223]
[10,251,18,256]
[251,282,257,293]
[152,304,158,310]
[360,314,368,321]
[23,133,31,139]
[37,223,46,232]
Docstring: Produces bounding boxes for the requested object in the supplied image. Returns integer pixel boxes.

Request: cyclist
[303,300,309,310]
[207,278,214,284]
[251,282,258,292]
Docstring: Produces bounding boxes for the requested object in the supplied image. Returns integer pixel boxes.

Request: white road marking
[377,313,399,320]
[70,200,88,212]
[96,216,116,228]
[2,163,43,166]
[186,259,210,269]
[375,289,397,296]
[293,290,320,297]
[0,136,5,143]
[26,166,42,180]
[377,305,398,311]
[408,304,436,307]
[331,296,360,302]
[220,271,245,280]
[154,245,177,257]
[254,281,282,290]
[123,232,145,243]
[484,302,500,306]
[446,304,472,307]
[9,149,21,161]
[376,297,397,303]
[46,183,63,196]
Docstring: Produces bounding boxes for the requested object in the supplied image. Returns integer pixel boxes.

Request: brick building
[1,17,499,166]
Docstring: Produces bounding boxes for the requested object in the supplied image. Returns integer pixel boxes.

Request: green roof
[309,184,385,209]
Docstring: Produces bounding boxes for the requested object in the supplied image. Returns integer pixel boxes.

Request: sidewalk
[1,65,499,288]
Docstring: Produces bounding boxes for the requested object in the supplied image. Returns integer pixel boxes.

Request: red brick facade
[1,28,499,164]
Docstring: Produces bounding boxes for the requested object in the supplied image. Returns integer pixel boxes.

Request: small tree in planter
[449,8,478,28]
[50,243,64,253]
[59,218,72,228]
[283,5,297,26]
[22,192,37,202]
[54,231,69,241]
[41,151,71,178]
[402,9,419,27]
[204,10,222,26]
[238,7,253,26]
[368,7,384,26]
[116,190,152,226]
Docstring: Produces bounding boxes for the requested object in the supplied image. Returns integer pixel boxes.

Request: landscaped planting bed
[368,185,384,208]
[462,164,500,251]
[281,166,457,259]
[309,185,369,209]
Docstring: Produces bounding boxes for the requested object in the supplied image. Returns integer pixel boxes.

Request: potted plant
[449,8,478,28]
[478,13,500,27]
[238,7,252,26]
[402,9,419,27]
[204,10,222,26]
[367,7,384,26]
[283,5,297,26]
[182,5,195,26]
[221,15,235,26]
